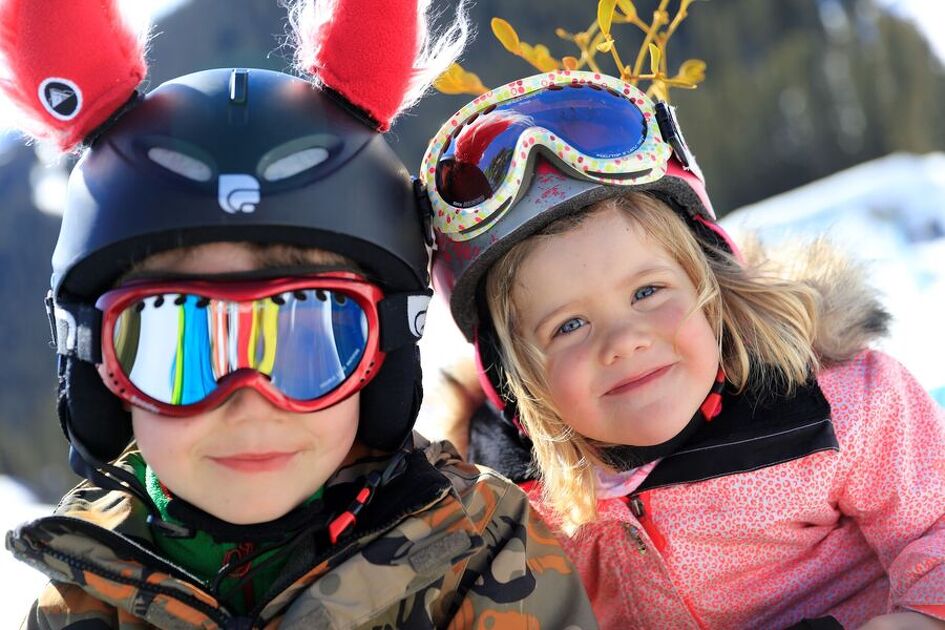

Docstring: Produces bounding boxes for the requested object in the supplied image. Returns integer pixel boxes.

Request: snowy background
[0,479,54,622]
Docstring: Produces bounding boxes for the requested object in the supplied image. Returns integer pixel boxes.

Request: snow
[0,479,52,624]
[875,0,945,63]
[2,152,943,623]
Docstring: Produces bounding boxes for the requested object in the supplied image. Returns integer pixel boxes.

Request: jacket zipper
[628,493,668,553]
[25,515,205,585]
[29,540,230,626]
[627,492,708,630]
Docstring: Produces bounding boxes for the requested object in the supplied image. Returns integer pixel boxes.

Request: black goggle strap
[412,176,435,248]
[119,264,354,284]
[46,292,102,364]
[654,101,703,180]
[46,288,433,363]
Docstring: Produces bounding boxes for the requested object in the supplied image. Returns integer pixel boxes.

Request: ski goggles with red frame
[48,273,430,416]
[421,70,700,242]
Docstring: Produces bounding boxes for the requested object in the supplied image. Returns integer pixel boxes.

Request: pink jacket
[529,351,945,629]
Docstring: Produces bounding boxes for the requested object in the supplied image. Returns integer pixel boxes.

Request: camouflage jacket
[6,436,598,629]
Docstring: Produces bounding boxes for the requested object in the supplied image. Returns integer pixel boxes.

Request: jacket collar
[636,379,838,492]
[6,444,484,627]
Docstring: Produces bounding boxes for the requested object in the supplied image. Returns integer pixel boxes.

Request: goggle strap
[44,292,57,352]
[655,102,695,171]
[378,290,432,352]
[412,177,435,247]
[48,297,102,363]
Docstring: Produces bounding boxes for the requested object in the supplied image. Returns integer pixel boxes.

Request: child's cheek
[660,299,707,347]
[544,345,594,423]
[653,298,689,332]
[670,305,720,386]
[132,409,206,469]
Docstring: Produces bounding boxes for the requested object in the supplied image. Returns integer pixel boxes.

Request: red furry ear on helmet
[0,0,147,151]
[288,0,468,132]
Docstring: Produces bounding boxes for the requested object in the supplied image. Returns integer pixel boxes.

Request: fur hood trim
[741,237,890,365]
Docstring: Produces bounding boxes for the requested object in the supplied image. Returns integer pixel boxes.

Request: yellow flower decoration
[648,42,661,75]
[434,1,708,102]
[433,63,488,96]
[616,0,638,21]
[489,18,562,73]
[491,18,521,54]
[671,58,706,87]
[598,0,618,36]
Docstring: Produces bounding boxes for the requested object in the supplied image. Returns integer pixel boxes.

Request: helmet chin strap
[595,367,725,472]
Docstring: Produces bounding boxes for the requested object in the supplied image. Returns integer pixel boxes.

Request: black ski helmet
[50,67,432,469]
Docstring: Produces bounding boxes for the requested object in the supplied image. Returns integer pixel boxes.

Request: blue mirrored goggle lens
[435,85,649,207]
[112,290,369,406]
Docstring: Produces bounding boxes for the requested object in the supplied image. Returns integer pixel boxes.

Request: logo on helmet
[218,174,261,213]
[38,78,82,121]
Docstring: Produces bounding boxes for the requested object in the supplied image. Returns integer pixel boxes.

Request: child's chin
[202,499,298,525]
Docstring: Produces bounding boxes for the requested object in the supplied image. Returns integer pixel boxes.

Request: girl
[421,70,945,629]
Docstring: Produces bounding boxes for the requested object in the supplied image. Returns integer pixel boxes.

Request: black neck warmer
[164,490,338,544]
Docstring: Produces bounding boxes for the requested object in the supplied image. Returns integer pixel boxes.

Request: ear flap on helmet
[357,345,422,450]
[468,323,535,482]
[57,356,132,468]
[473,322,526,435]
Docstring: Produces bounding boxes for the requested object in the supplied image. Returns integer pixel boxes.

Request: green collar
[128,453,323,615]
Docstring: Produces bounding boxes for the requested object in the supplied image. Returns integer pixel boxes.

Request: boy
[2,1,597,627]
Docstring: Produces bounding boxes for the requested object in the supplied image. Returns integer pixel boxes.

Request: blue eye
[556,317,586,336]
[634,286,658,301]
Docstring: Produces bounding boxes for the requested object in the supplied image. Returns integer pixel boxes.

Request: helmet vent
[262,148,330,182]
[147,147,213,182]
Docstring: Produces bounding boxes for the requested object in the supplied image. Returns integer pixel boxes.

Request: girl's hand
[859,613,945,630]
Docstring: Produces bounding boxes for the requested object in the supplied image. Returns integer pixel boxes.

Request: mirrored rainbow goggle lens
[111,289,369,405]
[435,85,649,208]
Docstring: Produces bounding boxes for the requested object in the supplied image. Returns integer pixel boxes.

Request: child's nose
[222,386,282,423]
[599,317,652,365]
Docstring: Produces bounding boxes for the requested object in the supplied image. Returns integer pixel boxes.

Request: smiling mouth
[605,364,675,396]
[209,452,298,473]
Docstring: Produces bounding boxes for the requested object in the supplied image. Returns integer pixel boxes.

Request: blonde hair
[485,192,822,532]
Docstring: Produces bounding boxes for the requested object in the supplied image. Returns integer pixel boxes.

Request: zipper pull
[628,493,669,554]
